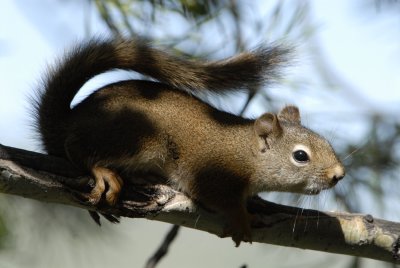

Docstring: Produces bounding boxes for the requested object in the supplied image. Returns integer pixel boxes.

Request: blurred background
[0,0,399,267]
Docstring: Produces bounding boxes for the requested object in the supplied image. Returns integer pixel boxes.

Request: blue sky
[313,1,400,104]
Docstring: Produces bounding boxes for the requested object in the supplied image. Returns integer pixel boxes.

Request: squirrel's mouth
[307,188,321,195]
[304,180,332,195]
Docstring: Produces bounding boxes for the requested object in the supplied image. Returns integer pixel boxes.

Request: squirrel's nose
[328,164,345,185]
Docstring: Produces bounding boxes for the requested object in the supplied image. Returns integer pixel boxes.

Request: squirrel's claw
[89,166,123,206]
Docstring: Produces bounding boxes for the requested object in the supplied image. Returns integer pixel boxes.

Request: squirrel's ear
[278,105,301,124]
[254,113,282,138]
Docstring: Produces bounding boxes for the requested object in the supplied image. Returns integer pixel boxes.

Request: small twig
[145,225,180,268]
[239,91,256,116]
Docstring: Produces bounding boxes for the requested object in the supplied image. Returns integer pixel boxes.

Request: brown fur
[32,38,344,246]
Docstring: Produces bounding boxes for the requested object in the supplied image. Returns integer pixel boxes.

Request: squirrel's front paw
[89,166,123,205]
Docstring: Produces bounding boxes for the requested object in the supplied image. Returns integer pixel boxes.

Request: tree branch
[0,144,399,264]
[145,225,180,268]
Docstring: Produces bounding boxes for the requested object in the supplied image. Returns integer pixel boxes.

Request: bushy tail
[32,37,290,155]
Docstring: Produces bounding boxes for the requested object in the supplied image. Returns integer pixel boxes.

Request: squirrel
[32,37,345,246]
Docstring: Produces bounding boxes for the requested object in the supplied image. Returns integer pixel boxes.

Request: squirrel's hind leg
[89,166,123,205]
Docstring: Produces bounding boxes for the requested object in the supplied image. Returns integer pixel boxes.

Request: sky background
[0,1,399,267]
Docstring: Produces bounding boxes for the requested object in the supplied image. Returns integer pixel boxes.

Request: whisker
[292,211,298,234]
[343,146,361,161]
[295,194,304,208]
[321,190,329,211]
[303,196,311,233]
[194,214,201,228]
[316,196,320,229]
[293,195,305,234]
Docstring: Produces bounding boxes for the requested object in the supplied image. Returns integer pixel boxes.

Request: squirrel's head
[251,105,345,195]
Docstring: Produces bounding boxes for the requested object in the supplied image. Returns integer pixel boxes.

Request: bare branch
[0,144,399,264]
[145,225,180,268]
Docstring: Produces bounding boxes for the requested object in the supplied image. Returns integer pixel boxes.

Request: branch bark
[0,144,399,264]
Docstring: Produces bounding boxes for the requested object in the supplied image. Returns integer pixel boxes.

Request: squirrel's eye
[293,150,309,163]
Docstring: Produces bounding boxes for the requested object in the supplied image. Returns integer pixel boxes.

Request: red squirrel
[33,38,345,246]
